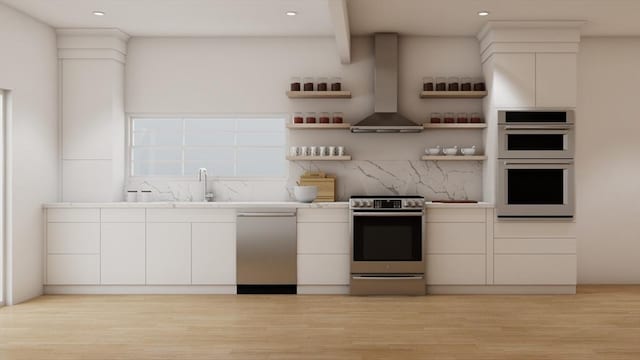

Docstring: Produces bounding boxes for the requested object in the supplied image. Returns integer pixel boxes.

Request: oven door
[351,211,424,274]
[497,159,574,218]
[498,124,574,159]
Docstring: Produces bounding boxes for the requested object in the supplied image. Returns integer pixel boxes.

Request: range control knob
[406,200,415,207]
[363,200,372,207]
[414,200,423,208]
[353,200,362,207]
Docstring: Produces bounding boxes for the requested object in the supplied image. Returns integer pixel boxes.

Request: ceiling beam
[328,0,351,64]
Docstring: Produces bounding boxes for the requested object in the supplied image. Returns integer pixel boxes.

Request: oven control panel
[350,198,424,210]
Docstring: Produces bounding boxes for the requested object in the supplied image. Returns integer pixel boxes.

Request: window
[130,116,286,178]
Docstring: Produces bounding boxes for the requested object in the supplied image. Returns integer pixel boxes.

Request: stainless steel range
[350,196,425,295]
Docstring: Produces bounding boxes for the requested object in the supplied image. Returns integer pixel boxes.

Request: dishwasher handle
[237,212,297,217]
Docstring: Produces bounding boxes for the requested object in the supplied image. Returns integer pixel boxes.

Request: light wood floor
[1,286,640,360]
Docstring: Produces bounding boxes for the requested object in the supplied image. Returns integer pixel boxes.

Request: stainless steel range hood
[351,33,423,133]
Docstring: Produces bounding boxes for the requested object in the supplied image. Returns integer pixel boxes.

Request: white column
[57,29,129,202]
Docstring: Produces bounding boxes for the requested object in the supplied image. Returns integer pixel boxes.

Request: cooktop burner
[350,195,424,199]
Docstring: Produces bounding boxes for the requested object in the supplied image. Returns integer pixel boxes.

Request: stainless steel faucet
[198,168,214,202]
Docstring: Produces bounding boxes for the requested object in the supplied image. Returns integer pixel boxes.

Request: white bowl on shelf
[461,146,477,155]
[294,186,318,203]
[442,146,458,156]
[425,146,441,155]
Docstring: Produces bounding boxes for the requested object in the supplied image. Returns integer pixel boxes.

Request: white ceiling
[3,0,640,37]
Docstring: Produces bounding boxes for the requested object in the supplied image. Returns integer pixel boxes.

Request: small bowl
[425,147,441,155]
[442,147,458,156]
[294,186,318,203]
[461,146,477,155]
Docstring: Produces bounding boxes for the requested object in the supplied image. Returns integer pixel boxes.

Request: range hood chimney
[351,33,422,133]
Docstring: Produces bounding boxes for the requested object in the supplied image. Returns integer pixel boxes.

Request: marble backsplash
[127,160,482,202]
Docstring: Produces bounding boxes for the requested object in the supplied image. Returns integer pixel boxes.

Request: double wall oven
[350,196,425,295]
[497,110,575,218]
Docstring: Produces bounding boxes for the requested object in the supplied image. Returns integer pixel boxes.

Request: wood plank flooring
[1,286,640,360]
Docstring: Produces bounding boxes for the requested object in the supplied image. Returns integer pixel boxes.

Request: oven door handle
[503,161,573,166]
[352,275,425,280]
[503,125,572,130]
[352,212,423,217]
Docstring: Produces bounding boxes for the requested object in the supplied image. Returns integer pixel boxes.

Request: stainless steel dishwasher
[236,209,297,294]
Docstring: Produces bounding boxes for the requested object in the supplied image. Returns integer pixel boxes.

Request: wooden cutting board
[300,172,336,202]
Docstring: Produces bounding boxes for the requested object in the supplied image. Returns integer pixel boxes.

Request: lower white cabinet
[494,254,577,285]
[298,254,350,285]
[146,223,192,285]
[101,222,146,285]
[426,254,486,285]
[191,222,236,285]
[47,254,100,285]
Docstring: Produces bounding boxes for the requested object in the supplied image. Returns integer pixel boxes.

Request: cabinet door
[535,53,577,108]
[146,223,191,285]
[298,254,350,285]
[101,223,146,285]
[47,254,100,285]
[191,223,236,285]
[488,53,535,108]
[298,222,349,254]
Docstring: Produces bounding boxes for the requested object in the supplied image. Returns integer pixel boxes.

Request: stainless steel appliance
[236,209,297,294]
[498,110,574,159]
[497,110,575,218]
[350,196,425,295]
[350,34,423,133]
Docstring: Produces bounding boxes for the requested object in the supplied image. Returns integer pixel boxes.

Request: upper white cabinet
[487,53,536,108]
[146,222,192,285]
[535,53,577,108]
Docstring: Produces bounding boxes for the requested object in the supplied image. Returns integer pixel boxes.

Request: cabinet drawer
[298,254,350,285]
[47,222,100,254]
[47,208,99,222]
[146,209,235,223]
[494,221,575,238]
[47,254,100,285]
[101,208,145,223]
[494,254,576,285]
[425,208,485,223]
[426,255,485,285]
[297,209,349,223]
[298,222,349,254]
[426,223,485,254]
[494,238,576,254]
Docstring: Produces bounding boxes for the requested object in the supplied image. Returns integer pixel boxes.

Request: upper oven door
[497,159,574,218]
[351,211,424,274]
[498,124,574,159]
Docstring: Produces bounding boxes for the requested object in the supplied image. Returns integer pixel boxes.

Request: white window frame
[126,114,289,181]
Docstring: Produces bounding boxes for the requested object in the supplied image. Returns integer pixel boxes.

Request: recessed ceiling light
[285,11,297,16]
[478,11,490,16]
[92,11,105,16]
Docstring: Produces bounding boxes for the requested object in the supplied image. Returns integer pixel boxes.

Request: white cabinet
[485,52,577,108]
[487,53,536,108]
[297,209,349,286]
[47,222,100,254]
[191,222,236,285]
[146,223,191,285]
[535,53,577,108]
[101,222,146,285]
[425,208,487,285]
[493,221,576,286]
[47,254,100,285]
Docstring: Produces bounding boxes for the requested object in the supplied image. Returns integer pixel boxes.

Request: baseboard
[426,285,576,295]
[297,285,349,294]
[44,285,237,295]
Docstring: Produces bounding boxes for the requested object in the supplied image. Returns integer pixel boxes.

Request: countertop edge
[43,201,494,209]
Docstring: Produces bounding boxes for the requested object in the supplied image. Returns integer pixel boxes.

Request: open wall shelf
[421,155,487,161]
[286,91,352,99]
[287,155,352,161]
[287,123,351,129]
[420,91,487,99]
[423,123,487,129]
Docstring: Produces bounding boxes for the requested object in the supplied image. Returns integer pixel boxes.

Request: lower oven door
[351,211,424,274]
[497,159,574,218]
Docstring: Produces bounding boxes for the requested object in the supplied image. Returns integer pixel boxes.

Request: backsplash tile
[127,160,481,202]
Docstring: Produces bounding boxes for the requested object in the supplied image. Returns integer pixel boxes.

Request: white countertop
[43,201,494,209]
[42,201,350,209]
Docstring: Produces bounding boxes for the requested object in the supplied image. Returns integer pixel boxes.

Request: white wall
[0,4,58,304]
[125,36,485,201]
[577,37,640,284]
